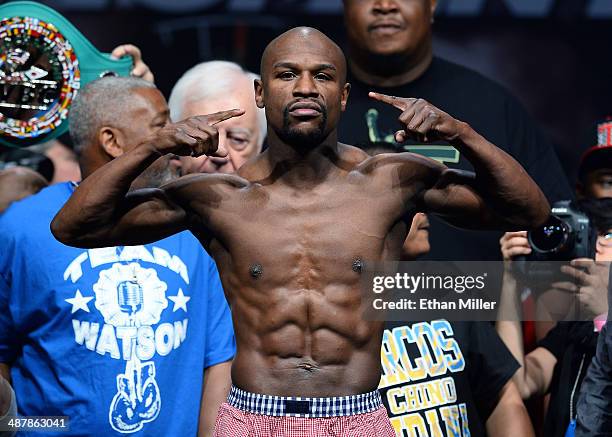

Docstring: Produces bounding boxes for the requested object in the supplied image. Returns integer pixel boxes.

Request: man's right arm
[52,142,185,248]
[51,109,244,248]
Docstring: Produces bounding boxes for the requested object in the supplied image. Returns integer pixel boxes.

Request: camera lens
[529,215,570,253]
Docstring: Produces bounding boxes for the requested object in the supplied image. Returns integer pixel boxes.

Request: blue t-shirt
[0,183,235,436]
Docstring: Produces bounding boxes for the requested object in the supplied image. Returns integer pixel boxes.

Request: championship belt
[0,1,132,148]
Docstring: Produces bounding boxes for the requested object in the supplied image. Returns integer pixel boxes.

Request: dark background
[13,0,612,185]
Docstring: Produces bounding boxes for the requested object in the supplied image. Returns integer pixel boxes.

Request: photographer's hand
[500,231,531,262]
[560,259,609,318]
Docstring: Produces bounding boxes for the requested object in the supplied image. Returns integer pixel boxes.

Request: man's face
[256,35,350,149]
[344,0,435,57]
[582,169,612,199]
[117,87,180,187]
[179,80,263,174]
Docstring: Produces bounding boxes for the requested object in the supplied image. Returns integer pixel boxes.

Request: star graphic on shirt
[167,288,191,313]
[65,289,94,314]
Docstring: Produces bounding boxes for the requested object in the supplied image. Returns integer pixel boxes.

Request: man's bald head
[255,27,351,151]
[261,27,347,85]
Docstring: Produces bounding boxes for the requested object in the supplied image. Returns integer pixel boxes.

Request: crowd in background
[1,1,612,436]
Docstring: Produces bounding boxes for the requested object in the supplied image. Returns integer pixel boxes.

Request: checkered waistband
[226,385,382,418]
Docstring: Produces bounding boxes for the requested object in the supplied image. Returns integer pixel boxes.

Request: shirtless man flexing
[52,27,548,436]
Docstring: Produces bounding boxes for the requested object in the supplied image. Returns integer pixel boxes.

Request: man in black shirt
[381,320,529,437]
[340,0,572,260]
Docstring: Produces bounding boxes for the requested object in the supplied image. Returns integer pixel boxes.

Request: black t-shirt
[538,322,598,437]
[339,57,573,261]
[379,320,519,437]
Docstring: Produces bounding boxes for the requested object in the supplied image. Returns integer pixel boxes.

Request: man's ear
[341,82,351,112]
[254,79,265,109]
[98,126,124,158]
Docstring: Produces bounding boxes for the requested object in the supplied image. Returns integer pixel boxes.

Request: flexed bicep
[52,186,188,248]
[51,110,245,249]
[418,168,497,229]
[111,187,189,245]
[372,91,550,229]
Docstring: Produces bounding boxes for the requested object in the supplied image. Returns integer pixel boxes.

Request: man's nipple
[250,263,263,279]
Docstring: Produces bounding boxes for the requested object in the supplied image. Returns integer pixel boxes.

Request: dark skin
[344,0,437,87]
[52,27,549,397]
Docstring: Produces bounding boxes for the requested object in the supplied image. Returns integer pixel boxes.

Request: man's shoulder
[339,143,370,164]
[164,172,250,193]
[355,149,444,175]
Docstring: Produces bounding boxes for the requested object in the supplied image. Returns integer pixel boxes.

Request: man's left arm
[485,381,535,437]
[198,361,231,437]
[369,92,550,229]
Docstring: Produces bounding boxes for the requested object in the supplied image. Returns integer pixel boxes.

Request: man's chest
[205,182,408,275]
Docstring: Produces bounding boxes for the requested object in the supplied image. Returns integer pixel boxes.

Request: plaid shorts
[213,385,396,437]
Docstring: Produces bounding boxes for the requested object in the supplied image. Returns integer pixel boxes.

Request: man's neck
[79,151,107,180]
[348,43,433,88]
[262,132,341,188]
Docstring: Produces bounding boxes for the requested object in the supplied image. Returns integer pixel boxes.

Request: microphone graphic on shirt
[118,273,143,317]
[110,264,161,432]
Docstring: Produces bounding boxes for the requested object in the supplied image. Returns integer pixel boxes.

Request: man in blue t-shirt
[0,76,235,436]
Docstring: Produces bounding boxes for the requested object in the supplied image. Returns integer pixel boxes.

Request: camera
[512,201,597,286]
[527,200,596,261]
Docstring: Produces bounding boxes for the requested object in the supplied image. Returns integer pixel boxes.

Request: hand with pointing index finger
[369,92,467,144]
[147,109,245,158]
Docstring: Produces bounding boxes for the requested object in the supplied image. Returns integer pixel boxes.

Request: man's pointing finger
[205,108,246,126]
[368,92,408,111]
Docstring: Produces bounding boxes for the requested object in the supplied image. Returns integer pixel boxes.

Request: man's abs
[228,286,384,397]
